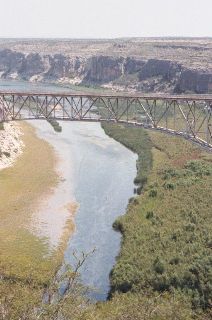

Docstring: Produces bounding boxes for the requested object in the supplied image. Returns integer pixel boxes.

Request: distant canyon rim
[0,38,211,94]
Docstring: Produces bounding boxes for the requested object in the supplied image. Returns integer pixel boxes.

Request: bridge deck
[0,91,212,101]
[0,90,211,150]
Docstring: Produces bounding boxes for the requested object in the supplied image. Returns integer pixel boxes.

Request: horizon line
[0,36,212,40]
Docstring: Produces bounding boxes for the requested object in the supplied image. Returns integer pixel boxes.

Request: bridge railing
[0,93,211,150]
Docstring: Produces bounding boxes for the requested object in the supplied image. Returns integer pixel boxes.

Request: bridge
[0,91,211,150]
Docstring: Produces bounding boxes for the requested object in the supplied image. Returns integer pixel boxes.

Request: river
[1,80,137,301]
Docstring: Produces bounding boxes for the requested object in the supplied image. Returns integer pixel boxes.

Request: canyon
[0,38,211,93]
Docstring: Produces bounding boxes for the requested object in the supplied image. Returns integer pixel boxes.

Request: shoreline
[28,120,78,250]
[99,123,212,319]
[0,120,74,279]
[1,119,211,319]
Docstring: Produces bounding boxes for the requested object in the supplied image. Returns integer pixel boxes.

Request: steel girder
[0,93,211,150]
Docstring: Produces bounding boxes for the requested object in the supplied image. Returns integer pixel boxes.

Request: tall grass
[101,122,153,194]
[0,122,4,130]
[103,125,212,312]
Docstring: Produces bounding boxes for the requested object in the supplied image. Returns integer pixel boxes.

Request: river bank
[25,123,211,320]
[1,119,211,320]
[0,122,24,171]
[0,120,138,318]
[29,120,137,301]
[0,121,69,318]
[90,123,212,320]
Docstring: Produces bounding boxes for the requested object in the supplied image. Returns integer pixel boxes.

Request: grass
[101,124,212,317]
[0,122,4,130]
[0,121,65,318]
[0,123,212,320]
[94,98,210,146]
[52,124,211,320]
[101,122,153,194]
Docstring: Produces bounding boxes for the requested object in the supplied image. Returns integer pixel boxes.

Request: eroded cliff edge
[0,38,211,93]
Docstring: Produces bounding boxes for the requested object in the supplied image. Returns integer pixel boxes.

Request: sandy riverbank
[0,121,77,318]
[0,121,76,284]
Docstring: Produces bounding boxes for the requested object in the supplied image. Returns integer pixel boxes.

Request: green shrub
[184,223,196,232]
[163,168,179,179]
[153,257,165,274]
[163,182,176,190]
[146,211,154,219]
[152,275,170,291]
[149,189,157,197]
[47,119,62,132]
[102,122,212,313]
[169,257,180,265]
[113,220,124,232]
[0,122,4,130]
[185,160,212,176]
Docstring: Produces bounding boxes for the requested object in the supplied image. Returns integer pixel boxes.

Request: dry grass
[0,121,59,278]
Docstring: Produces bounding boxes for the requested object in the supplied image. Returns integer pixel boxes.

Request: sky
[0,0,211,38]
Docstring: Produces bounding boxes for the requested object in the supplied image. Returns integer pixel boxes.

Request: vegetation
[101,122,153,194]
[47,119,62,132]
[1,121,211,319]
[0,122,4,130]
[103,124,212,318]
[0,122,61,319]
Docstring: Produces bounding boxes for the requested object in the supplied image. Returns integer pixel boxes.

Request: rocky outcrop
[84,56,124,84]
[174,70,212,94]
[44,54,85,80]
[20,53,45,79]
[0,48,211,94]
[0,122,24,171]
[123,57,145,74]
[0,49,85,82]
[138,59,181,82]
[0,49,25,77]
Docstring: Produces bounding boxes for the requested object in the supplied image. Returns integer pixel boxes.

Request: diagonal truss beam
[0,93,211,150]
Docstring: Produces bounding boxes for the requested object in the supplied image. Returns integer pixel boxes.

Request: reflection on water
[63,123,137,300]
[28,119,77,249]
[1,80,137,301]
[30,121,137,301]
[0,79,72,93]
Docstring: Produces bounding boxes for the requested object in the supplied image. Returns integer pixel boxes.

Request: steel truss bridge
[0,91,212,150]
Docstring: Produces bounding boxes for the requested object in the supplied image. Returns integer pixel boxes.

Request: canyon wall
[0,41,211,94]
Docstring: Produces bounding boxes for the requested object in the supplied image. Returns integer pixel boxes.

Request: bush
[184,223,195,232]
[47,119,62,132]
[102,122,212,314]
[163,182,176,190]
[0,122,4,130]
[146,211,154,219]
[169,257,180,265]
[163,168,179,179]
[185,160,212,177]
[149,189,157,197]
[113,220,124,232]
[153,258,165,274]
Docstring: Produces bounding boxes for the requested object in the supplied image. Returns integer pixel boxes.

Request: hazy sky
[0,0,211,38]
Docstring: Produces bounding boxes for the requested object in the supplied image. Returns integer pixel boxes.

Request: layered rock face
[174,70,212,94]
[0,49,86,82]
[0,38,211,94]
[84,56,124,84]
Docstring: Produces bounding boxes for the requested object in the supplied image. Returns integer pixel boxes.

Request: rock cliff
[0,38,211,94]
